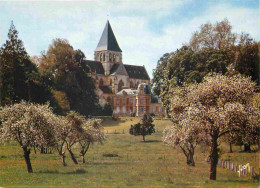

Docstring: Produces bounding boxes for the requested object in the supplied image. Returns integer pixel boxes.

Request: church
[83,21,165,117]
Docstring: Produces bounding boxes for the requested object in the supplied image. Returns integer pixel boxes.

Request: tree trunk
[244,144,251,152]
[142,134,145,142]
[229,142,233,153]
[68,149,78,164]
[209,135,218,180]
[60,152,66,166]
[23,146,33,173]
[82,155,85,163]
[188,150,195,166]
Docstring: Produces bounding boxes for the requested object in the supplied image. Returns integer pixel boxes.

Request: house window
[140,107,144,112]
[159,107,162,112]
[122,99,126,105]
[116,99,120,105]
[130,98,133,104]
[123,106,126,113]
[116,106,120,113]
[153,106,156,113]
[140,99,144,105]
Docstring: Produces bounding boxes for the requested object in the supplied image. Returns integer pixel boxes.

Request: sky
[0,0,259,78]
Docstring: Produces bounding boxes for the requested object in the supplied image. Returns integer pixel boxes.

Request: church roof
[109,64,120,75]
[99,86,113,94]
[110,64,127,76]
[95,21,122,52]
[82,60,104,75]
[124,64,150,80]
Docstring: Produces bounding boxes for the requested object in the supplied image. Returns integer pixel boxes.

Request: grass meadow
[0,117,259,187]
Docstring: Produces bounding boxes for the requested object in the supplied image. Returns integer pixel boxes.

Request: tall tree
[152,53,172,96]
[0,21,36,105]
[235,35,259,85]
[189,18,237,51]
[39,39,99,116]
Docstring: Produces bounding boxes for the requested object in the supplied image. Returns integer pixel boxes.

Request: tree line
[152,19,260,180]
[0,21,104,116]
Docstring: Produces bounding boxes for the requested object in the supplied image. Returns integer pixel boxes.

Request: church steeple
[94,21,123,75]
[95,21,122,52]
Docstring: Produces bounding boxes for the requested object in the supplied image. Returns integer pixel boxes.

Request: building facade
[83,21,165,117]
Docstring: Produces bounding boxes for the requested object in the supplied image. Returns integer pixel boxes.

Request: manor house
[83,21,165,117]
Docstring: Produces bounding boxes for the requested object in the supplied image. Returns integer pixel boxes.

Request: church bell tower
[94,21,122,75]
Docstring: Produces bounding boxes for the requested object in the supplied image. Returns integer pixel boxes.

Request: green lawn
[0,117,259,187]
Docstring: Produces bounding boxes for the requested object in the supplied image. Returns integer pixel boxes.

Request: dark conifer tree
[0,21,34,105]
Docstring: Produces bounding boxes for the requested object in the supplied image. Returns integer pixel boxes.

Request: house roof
[83,60,104,75]
[99,86,113,94]
[124,64,150,80]
[117,89,137,95]
[95,21,122,52]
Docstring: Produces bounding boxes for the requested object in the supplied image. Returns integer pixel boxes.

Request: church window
[109,53,112,62]
[103,53,106,62]
[116,55,119,63]
[130,81,134,88]
[107,96,111,104]
[113,54,116,63]
[100,53,103,61]
[110,78,112,86]
[118,80,124,92]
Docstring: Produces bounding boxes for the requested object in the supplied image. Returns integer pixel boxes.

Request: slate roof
[95,21,122,52]
[99,86,113,94]
[124,64,150,80]
[83,60,104,75]
[110,64,120,75]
